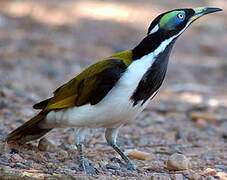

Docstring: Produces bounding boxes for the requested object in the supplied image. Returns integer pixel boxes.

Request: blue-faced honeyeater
[6,7,222,174]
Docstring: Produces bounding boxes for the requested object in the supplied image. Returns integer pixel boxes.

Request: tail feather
[6,111,52,144]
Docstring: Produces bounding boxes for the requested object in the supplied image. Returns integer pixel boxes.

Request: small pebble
[38,138,57,152]
[222,132,227,140]
[205,176,216,180]
[21,108,35,117]
[14,162,27,168]
[169,145,182,153]
[171,174,184,180]
[204,154,215,161]
[151,173,171,180]
[187,131,199,142]
[57,167,75,174]
[10,147,19,154]
[0,160,9,166]
[0,142,10,153]
[106,162,120,170]
[175,130,187,140]
[167,153,190,170]
[0,99,8,109]
[216,172,227,180]
[63,134,74,145]
[57,150,68,159]
[195,119,207,128]
[13,88,26,98]
[0,157,9,166]
[33,153,47,163]
[183,169,200,180]
[137,117,152,127]
[203,127,214,136]
[0,134,5,140]
[215,164,227,172]
[190,112,218,121]
[9,154,23,163]
[1,153,11,160]
[203,168,217,176]
[70,163,81,171]
[152,104,169,113]
[125,149,152,160]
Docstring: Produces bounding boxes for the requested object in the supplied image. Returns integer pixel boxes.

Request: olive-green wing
[33,50,132,110]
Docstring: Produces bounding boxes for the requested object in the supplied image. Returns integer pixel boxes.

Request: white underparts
[43,31,185,129]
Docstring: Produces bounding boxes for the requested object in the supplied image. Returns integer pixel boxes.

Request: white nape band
[149,24,159,34]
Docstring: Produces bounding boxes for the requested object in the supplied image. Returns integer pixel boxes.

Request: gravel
[106,162,120,170]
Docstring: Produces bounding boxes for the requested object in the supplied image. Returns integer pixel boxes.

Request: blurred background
[0,0,226,178]
[0,0,226,99]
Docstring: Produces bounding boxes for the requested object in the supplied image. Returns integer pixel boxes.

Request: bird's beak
[190,7,222,22]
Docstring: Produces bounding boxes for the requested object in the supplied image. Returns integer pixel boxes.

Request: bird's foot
[110,157,136,171]
[79,159,97,175]
[126,160,136,171]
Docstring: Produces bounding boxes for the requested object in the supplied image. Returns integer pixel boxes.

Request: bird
[6,7,222,174]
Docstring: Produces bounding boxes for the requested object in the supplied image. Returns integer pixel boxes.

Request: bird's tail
[6,111,52,144]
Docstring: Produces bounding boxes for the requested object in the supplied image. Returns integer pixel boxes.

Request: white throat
[112,26,191,106]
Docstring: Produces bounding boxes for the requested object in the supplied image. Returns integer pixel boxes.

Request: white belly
[45,99,143,129]
[44,81,151,129]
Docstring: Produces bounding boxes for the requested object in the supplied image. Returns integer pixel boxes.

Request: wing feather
[33,50,132,110]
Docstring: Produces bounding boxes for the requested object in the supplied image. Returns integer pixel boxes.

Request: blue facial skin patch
[176,13,185,24]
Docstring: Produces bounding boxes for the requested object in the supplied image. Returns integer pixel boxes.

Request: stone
[13,162,27,168]
[167,153,190,170]
[187,131,199,142]
[0,99,8,109]
[222,132,227,140]
[171,174,184,180]
[216,172,227,180]
[0,142,10,153]
[203,127,214,136]
[190,112,219,121]
[151,173,171,180]
[106,162,120,170]
[33,153,47,163]
[175,130,187,140]
[125,149,152,160]
[137,117,153,127]
[10,148,19,154]
[57,150,68,159]
[9,154,23,163]
[38,138,57,152]
[183,170,200,180]
[205,176,216,180]
[195,119,207,128]
[203,168,217,176]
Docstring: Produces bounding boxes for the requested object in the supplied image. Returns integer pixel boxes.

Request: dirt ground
[0,0,226,179]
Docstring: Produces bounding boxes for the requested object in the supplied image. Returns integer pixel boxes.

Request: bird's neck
[132,33,176,60]
[129,33,177,106]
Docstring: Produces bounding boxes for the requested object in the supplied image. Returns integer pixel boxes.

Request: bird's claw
[126,161,136,171]
[110,157,136,171]
[79,159,97,175]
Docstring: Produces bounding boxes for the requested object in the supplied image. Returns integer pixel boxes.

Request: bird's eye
[177,13,184,20]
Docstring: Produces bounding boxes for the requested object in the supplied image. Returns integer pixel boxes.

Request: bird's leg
[105,127,136,171]
[74,128,96,175]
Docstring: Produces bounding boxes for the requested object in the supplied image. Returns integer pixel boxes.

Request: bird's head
[148,7,222,38]
[132,7,222,60]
